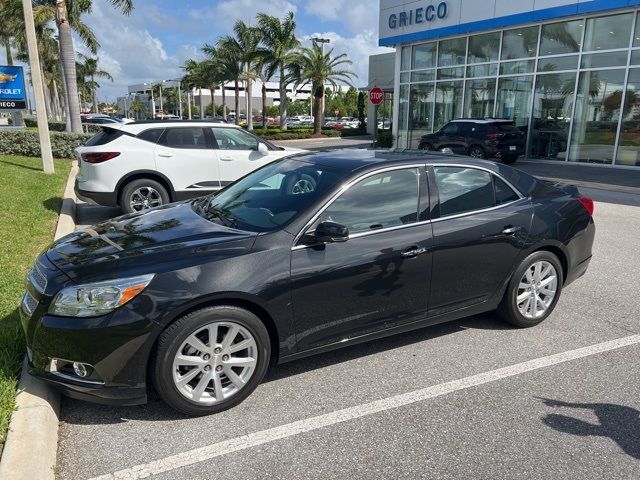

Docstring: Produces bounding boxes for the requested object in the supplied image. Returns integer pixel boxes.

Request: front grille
[28,264,47,293]
[21,290,38,316]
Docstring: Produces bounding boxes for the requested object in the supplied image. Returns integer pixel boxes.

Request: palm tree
[77,54,112,113]
[206,41,243,124]
[218,21,260,130]
[182,59,207,119]
[291,43,356,135]
[129,100,145,120]
[256,12,299,131]
[34,0,132,132]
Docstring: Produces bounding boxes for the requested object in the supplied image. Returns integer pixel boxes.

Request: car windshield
[196,159,343,232]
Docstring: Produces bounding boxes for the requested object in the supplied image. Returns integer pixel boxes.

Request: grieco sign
[388,2,448,29]
[0,65,27,110]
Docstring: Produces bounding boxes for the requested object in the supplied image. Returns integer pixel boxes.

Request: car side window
[494,175,520,205]
[137,128,165,144]
[211,128,259,151]
[441,123,460,135]
[162,128,208,149]
[319,168,420,235]
[434,167,494,217]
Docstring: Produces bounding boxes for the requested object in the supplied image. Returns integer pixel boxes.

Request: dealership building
[378,0,640,167]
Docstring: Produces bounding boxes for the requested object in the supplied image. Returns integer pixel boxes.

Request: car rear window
[84,128,124,146]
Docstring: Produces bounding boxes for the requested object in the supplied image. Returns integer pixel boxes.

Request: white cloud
[189,0,297,28]
[300,31,393,88]
[304,0,380,35]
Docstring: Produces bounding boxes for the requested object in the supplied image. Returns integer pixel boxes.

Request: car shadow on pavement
[59,313,513,425]
[538,397,640,459]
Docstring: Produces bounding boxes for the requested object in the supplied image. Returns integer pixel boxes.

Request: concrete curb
[0,160,79,480]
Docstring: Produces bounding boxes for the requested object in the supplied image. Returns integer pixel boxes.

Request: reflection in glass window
[212,128,258,150]
[412,43,437,70]
[467,63,498,78]
[529,72,576,160]
[500,60,535,75]
[438,37,467,67]
[581,52,628,69]
[401,46,411,70]
[398,85,410,149]
[616,68,640,166]
[320,169,419,234]
[496,76,534,128]
[164,128,208,149]
[409,83,435,148]
[494,176,519,205]
[468,32,501,63]
[538,56,579,72]
[501,26,539,60]
[569,69,626,164]
[434,167,494,217]
[411,70,435,83]
[584,13,633,51]
[540,20,583,56]
[437,67,465,80]
[635,14,640,48]
[434,81,463,130]
[464,78,496,119]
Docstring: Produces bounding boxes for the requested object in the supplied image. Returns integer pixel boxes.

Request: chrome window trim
[431,198,523,223]
[291,164,426,250]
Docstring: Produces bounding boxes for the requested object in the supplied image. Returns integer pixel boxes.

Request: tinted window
[488,123,521,133]
[203,159,342,233]
[163,128,207,149]
[212,128,259,150]
[319,168,419,234]
[441,123,460,135]
[434,167,494,217]
[84,128,124,146]
[137,128,165,144]
[494,176,519,204]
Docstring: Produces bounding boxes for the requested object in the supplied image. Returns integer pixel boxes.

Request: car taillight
[486,133,506,140]
[81,152,120,164]
[578,195,594,216]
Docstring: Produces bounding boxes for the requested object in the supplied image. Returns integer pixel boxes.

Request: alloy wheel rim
[292,179,314,194]
[516,261,558,319]
[470,149,483,158]
[130,187,162,211]
[172,321,258,405]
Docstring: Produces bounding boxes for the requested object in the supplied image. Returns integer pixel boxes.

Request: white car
[75,121,305,213]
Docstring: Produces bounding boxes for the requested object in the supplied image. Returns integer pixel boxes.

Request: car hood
[47,201,258,281]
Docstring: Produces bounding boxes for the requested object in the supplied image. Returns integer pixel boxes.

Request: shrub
[0,130,92,159]
[376,130,393,148]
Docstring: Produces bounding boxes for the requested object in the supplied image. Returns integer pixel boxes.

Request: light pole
[310,37,330,125]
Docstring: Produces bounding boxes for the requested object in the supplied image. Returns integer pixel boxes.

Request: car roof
[119,120,238,135]
[289,149,504,174]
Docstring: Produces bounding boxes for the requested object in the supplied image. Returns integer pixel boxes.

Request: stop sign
[369,87,384,106]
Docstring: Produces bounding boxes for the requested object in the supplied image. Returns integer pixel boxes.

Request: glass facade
[396,10,640,167]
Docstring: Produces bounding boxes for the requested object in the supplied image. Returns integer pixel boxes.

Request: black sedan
[20,150,595,415]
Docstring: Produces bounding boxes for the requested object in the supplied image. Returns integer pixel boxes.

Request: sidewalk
[515,160,640,195]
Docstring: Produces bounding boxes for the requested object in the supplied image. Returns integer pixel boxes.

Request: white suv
[75,121,305,213]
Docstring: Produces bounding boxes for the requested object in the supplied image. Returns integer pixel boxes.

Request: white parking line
[89,334,640,480]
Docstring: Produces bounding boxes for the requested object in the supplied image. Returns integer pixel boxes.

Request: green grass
[0,155,71,445]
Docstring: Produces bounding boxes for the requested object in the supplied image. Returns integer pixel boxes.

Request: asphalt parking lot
[60,181,640,480]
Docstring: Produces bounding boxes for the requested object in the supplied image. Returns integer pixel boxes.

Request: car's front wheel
[498,251,563,328]
[120,179,169,214]
[152,306,271,416]
[419,143,433,151]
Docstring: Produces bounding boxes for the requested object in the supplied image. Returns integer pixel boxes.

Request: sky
[2,0,393,102]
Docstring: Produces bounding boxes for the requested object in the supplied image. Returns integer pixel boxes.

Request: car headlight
[49,274,155,317]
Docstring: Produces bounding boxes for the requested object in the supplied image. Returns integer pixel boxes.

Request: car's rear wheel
[419,143,433,151]
[469,146,486,159]
[152,306,271,416]
[502,155,518,164]
[498,251,563,328]
[120,179,169,214]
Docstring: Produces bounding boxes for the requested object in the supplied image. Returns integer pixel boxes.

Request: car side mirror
[257,142,269,156]
[313,221,349,243]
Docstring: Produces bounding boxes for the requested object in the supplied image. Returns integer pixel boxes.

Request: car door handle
[502,225,521,235]
[157,151,173,158]
[401,247,428,258]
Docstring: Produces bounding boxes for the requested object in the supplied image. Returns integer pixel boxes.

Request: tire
[120,178,170,214]
[419,143,433,151]
[468,145,486,159]
[282,172,317,195]
[498,251,564,328]
[502,155,518,165]
[152,306,271,416]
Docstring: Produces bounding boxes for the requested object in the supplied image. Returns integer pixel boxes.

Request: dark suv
[419,119,525,164]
